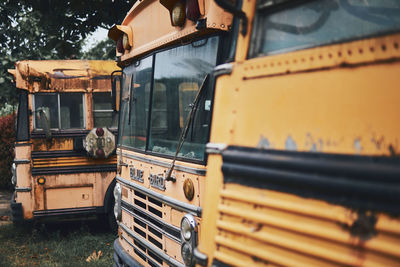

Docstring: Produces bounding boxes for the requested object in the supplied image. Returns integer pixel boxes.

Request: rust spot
[371,135,385,150]
[341,212,377,241]
[389,144,397,157]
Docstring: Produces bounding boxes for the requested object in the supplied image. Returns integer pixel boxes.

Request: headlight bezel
[113,182,122,221]
[11,163,16,185]
[180,214,198,267]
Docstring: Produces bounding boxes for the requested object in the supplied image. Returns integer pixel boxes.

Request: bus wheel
[106,190,118,233]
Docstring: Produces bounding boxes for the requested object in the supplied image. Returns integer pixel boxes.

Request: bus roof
[108,0,232,63]
[8,60,119,92]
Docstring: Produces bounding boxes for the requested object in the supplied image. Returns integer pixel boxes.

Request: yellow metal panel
[199,16,400,267]
[45,186,93,210]
[213,185,400,266]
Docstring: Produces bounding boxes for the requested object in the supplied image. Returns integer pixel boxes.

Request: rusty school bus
[107,0,234,265]
[9,60,120,227]
[194,0,400,267]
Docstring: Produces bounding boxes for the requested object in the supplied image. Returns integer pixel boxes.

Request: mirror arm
[111,70,122,111]
[215,0,248,35]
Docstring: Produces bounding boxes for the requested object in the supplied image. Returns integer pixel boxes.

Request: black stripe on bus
[31,150,87,158]
[221,146,400,215]
[31,129,117,139]
[31,130,89,139]
[32,164,116,175]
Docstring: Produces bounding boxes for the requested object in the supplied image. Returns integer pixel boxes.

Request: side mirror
[37,109,52,140]
[111,70,122,112]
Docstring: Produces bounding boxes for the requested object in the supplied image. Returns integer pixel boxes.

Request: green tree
[0,0,132,105]
[83,38,116,60]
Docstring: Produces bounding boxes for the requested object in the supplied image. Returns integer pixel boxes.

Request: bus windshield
[252,0,400,56]
[118,36,219,161]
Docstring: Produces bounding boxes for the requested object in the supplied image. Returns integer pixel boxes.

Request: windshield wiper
[165,74,210,182]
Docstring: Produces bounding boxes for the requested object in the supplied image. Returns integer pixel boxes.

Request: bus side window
[60,93,84,129]
[34,94,59,129]
[93,92,116,128]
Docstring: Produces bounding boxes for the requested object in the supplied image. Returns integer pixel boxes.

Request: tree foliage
[0,0,132,105]
[83,38,116,60]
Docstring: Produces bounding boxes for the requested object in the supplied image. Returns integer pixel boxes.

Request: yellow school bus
[194,0,400,266]
[107,0,233,265]
[9,60,120,228]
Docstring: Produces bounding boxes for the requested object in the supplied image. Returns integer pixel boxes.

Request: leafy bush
[0,113,15,190]
[0,103,16,117]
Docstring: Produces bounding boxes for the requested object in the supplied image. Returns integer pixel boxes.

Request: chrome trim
[205,143,227,155]
[193,248,208,266]
[116,176,202,217]
[15,187,31,192]
[119,236,161,267]
[121,202,181,243]
[213,63,233,77]
[13,159,30,165]
[114,182,122,221]
[121,152,206,176]
[120,222,185,267]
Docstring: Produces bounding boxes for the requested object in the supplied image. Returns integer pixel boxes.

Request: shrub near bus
[9,60,121,228]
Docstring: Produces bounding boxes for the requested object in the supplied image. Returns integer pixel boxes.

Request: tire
[106,189,118,233]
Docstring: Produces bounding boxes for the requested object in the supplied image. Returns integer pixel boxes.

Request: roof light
[171,1,186,26]
[122,34,131,50]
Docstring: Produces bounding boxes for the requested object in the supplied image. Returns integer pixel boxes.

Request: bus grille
[214,184,400,267]
[121,189,181,266]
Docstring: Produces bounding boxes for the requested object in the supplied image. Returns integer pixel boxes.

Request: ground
[0,190,115,266]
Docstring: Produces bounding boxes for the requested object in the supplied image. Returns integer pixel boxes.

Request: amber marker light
[171,1,186,26]
[37,177,46,185]
[183,178,195,201]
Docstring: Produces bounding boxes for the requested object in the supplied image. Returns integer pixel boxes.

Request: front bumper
[10,192,23,223]
[113,239,142,267]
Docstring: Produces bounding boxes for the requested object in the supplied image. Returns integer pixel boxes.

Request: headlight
[11,163,16,185]
[113,182,122,221]
[181,217,193,241]
[181,243,193,266]
[180,214,197,267]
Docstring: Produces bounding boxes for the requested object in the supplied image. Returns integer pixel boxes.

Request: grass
[0,220,116,267]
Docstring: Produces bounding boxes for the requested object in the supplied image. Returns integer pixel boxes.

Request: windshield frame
[117,34,223,165]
